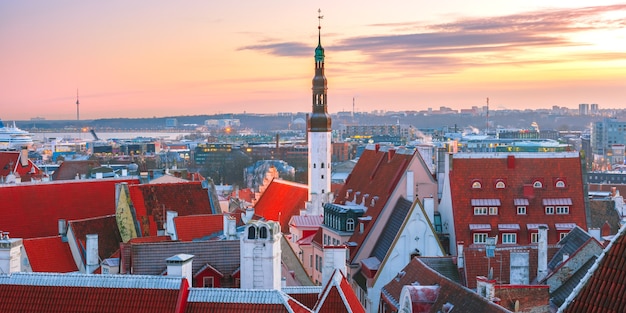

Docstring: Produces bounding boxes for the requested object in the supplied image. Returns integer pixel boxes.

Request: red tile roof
[314,269,365,313]
[561,224,626,312]
[0,178,139,238]
[51,160,101,181]
[334,146,415,261]
[381,257,510,313]
[450,153,587,247]
[253,179,308,233]
[68,215,122,264]
[127,182,213,236]
[22,236,78,273]
[0,150,41,182]
[174,214,224,241]
[0,273,188,313]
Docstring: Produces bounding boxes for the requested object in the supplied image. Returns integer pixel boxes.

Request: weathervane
[318,9,323,29]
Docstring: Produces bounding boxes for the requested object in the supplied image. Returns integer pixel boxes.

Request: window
[489,207,498,215]
[495,181,506,189]
[545,206,555,214]
[502,233,517,244]
[346,218,355,231]
[533,181,543,188]
[559,232,568,240]
[247,226,256,239]
[530,233,539,243]
[259,226,268,239]
[473,233,488,244]
[556,180,566,188]
[472,181,482,189]
[321,163,324,168]
[203,277,214,288]
[556,206,570,214]
[309,255,313,267]
[517,206,527,215]
[474,207,488,215]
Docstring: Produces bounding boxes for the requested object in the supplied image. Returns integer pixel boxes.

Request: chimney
[0,232,22,273]
[322,245,347,287]
[388,148,396,161]
[86,234,99,274]
[507,155,515,169]
[537,225,548,282]
[20,147,29,167]
[456,241,464,269]
[165,211,178,240]
[58,219,67,242]
[242,207,255,224]
[406,170,414,202]
[358,216,372,234]
[223,214,238,240]
[166,254,194,285]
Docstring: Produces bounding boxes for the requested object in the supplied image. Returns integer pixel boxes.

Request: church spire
[309,9,331,133]
[305,9,333,215]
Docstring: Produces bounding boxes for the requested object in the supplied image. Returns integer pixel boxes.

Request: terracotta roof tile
[0,273,187,313]
[381,257,510,313]
[174,214,224,241]
[0,178,139,238]
[334,146,416,261]
[314,270,365,313]
[253,179,308,233]
[128,182,214,236]
[561,224,626,312]
[0,150,41,182]
[22,236,78,273]
[450,153,587,249]
[68,215,122,265]
[51,160,101,181]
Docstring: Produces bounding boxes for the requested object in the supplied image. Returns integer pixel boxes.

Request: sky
[1,1,625,120]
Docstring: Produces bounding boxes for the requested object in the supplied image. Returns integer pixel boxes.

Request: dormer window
[555,180,566,188]
[533,181,543,188]
[472,181,482,189]
[495,181,506,189]
[346,218,355,231]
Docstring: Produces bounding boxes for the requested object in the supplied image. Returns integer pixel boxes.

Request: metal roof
[471,199,501,206]
[0,272,182,290]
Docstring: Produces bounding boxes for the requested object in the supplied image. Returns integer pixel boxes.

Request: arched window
[313,164,316,168]
[321,163,324,168]
[247,226,256,239]
[533,181,543,188]
[495,181,506,189]
[259,226,268,239]
[556,180,566,188]
[346,218,355,231]
[472,181,482,189]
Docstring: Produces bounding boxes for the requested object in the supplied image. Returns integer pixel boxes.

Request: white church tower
[240,220,282,290]
[305,9,332,216]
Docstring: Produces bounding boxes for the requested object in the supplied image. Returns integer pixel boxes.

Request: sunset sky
[1,1,625,120]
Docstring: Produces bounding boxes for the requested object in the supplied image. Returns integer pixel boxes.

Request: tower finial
[318,9,323,30]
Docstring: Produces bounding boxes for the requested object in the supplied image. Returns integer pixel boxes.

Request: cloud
[241,4,626,73]
[238,42,310,57]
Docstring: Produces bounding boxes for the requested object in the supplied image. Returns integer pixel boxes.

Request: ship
[0,120,34,149]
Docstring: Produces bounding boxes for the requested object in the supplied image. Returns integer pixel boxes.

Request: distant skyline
[1,1,625,120]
